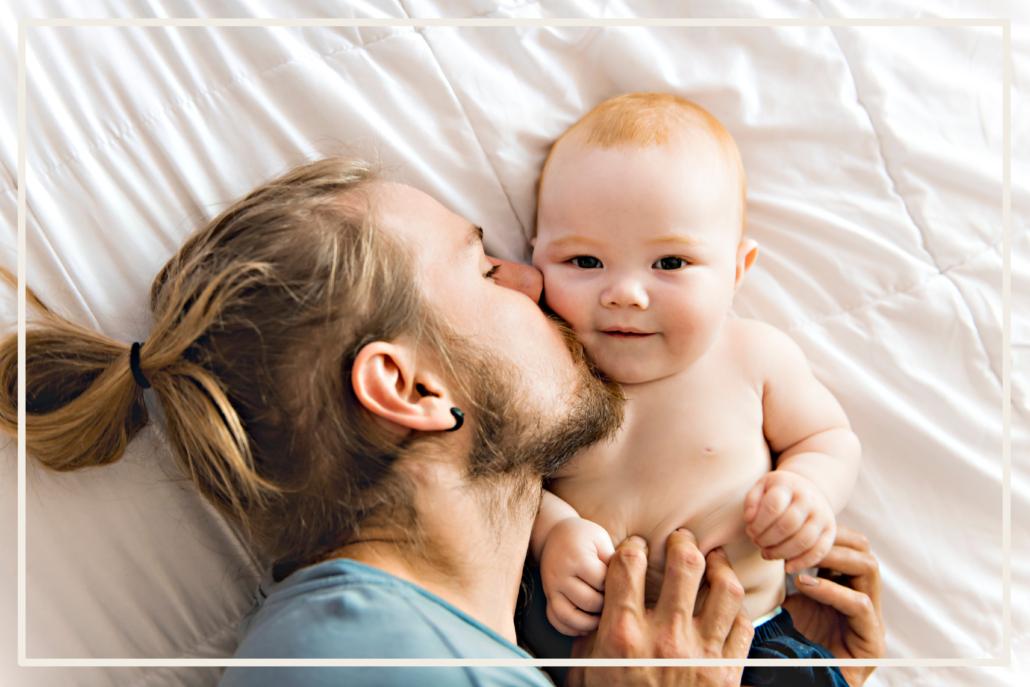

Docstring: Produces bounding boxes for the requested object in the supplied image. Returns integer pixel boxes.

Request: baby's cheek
[542,273,588,328]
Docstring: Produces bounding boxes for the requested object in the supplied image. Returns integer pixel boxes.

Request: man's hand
[782,526,885,687]
[565,530,754,687]
[540,516,615,636]
[743,469,836,573]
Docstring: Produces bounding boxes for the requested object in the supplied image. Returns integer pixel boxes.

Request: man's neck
[328,463,540,645]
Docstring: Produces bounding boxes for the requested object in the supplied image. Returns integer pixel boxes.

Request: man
[218,178,755,686]
[4,157,878,687]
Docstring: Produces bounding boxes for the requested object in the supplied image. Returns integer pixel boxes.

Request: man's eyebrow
[466,224,484,248]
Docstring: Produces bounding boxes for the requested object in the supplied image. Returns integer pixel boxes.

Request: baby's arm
[742,322,861,572]
[530,489,615,636]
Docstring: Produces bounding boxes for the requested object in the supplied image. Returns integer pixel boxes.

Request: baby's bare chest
[552,375,772,550]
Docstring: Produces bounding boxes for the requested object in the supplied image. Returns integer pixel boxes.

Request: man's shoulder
[222,667,553,687]
[233,561,485,658]
[219,560,553,687]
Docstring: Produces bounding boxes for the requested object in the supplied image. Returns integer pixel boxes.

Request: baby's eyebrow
[547,235,605,249]
[646,233,700,246]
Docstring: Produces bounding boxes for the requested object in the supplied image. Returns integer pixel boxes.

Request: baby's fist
[539,517,615,637]
[743,470,836,573]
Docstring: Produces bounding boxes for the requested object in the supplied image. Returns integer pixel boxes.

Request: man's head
[533,93,758,384]
[361,182,623,480]
[5,158,622,580]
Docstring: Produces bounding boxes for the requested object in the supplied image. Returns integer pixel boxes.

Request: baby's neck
[616,346,717,399]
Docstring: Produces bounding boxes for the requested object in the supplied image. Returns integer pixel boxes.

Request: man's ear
[351,341,457,434]
[734,238,759,289]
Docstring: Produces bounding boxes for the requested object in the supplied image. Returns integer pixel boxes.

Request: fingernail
[797,574,818,586]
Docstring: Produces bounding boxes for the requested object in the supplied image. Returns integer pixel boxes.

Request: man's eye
[654,256,688,270]
[570,256,603,269]
[483,264,501,281]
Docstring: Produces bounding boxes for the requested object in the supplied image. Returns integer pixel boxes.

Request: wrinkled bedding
[1,2,1027,686]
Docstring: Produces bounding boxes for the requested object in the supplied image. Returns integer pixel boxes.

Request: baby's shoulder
[723,317,793,350]
[722,318,803,377]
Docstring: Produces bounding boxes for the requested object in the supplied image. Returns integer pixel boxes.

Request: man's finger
[724,611,755,658]
[817,544,879,579]
[654,529,706,627]
[698,547,745,646]
[817,545,881,609]
[597,535,648,639]
[794,575,878,642]
[834,525,870,551]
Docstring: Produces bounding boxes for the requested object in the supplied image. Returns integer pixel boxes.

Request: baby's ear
[734,238,759,289]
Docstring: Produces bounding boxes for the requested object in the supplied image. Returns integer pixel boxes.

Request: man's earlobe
[735,239,759,288]
[351,341,457,434]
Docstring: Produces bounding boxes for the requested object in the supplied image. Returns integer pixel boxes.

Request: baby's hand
[539,516,615,637]
[743,470,836,574]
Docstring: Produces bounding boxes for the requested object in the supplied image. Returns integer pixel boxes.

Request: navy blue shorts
[742,608,850,687]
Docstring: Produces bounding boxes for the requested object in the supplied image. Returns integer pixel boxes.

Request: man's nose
[601,277,649,309]
[489,257,543,303]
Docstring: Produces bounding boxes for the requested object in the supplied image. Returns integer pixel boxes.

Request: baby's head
[533,92,758,385]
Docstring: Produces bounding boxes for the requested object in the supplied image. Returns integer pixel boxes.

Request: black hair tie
[129,341,152,389]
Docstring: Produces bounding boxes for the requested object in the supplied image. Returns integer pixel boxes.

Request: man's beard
[460,316,624,482]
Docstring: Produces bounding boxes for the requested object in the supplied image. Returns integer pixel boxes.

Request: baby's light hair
[536,92,747,235]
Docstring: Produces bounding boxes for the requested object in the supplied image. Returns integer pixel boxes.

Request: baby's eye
[483,264,501,281]
[654,256,689,271]
[570,256,603,269]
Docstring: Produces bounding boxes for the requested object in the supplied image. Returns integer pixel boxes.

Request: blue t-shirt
[219,558,553,687]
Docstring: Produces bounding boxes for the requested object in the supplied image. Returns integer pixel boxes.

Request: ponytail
[0,267,149,471]
[0,157,435,570]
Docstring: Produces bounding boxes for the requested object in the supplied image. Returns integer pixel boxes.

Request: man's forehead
[374,182,480,260]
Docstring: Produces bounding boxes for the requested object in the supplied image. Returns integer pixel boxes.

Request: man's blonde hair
[0,157,471,579]
[535,92,747,235]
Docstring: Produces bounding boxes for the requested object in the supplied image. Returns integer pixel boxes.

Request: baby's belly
[554,471,785,620]
[640,528,786,620]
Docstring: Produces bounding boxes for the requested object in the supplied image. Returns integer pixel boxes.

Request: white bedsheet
[1,1,1027,686]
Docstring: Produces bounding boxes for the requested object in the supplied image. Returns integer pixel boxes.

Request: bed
[1,1,1027,685]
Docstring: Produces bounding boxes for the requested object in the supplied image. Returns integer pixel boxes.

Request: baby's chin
[589,353,670,386]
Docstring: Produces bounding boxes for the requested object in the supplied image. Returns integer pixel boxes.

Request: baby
[527,93,862,666]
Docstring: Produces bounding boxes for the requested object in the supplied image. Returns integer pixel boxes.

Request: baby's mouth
[601,328,655,339]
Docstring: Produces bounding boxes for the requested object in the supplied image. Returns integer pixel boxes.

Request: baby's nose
[489,257,543,303]
[602,278,649,309]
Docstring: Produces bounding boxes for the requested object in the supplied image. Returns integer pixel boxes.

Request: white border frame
[16,15,1012,670]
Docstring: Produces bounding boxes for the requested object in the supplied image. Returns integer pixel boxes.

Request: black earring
[446,407,464,432]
